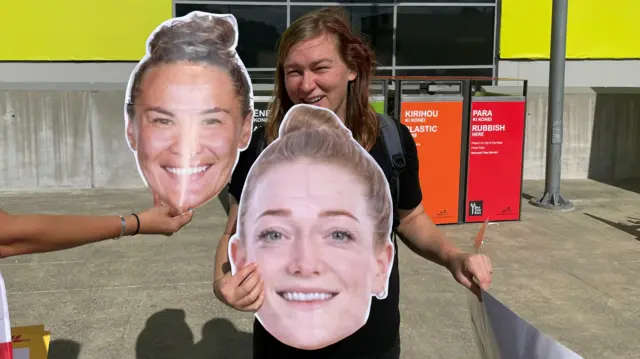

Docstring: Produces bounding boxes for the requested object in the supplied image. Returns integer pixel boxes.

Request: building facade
[1,0,636,87]
[1,0,639,189]
[172,0,498,80]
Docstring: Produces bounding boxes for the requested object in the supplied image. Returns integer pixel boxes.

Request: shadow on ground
[587,88,640,194]
[136,309,252,359]
[48,339,81,359]
[522,192,534,201]
[584,213,640,241]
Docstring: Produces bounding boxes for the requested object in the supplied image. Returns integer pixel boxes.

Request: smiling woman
[228,104,395,351]
[124,11,254,212]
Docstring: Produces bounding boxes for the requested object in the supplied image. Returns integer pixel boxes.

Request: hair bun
[279,104,351,139]
[204,13,237,51]
[148,11,238,58]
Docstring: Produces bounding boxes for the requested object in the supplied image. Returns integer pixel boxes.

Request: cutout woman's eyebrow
[319,210,359,223]
[258,208,292,219]
[199,107,230,115]
[144,106,175,117]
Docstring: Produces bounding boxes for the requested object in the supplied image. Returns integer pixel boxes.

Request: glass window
[395,6,495,67]
[289,5,394,66]
[395,68,492,76]
[395,68,494,86]
[247,70,276,85]
[175,4,287,68]
[291,0,392,3]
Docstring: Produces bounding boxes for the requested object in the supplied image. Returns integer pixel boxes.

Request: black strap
[377,113,406,234]
[378,113,406,175]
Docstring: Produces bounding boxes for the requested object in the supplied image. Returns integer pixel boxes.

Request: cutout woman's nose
[170,124,203,155]
[287,237,323,276]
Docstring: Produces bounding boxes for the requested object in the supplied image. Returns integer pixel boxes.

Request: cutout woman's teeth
[280,292,336,301]
[165,166,210,175]
[302,96,323,104]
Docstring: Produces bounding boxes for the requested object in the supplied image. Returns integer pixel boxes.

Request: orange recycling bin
[400,96,465,224]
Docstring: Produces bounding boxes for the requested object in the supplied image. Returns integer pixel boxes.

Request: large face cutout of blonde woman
[124,11,254,212]
[228,104,395,350]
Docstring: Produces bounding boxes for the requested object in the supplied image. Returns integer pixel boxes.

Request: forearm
[214,232,232,280]
[213,196,239,286]
[397,210,462,268]
[0,214,138,258]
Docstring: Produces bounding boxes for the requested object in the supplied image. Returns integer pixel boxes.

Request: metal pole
[530,0,574,211]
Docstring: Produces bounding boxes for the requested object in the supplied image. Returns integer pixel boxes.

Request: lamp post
[530,0,575,211]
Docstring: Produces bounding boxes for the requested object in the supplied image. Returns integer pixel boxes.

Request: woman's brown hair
[125,12,253,122]
[264,7,379,150]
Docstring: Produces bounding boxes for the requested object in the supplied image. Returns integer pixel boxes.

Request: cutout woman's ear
[126,119,137,152]
[372,240,394,299]
[228,234,247,275]
[239,109,254,151]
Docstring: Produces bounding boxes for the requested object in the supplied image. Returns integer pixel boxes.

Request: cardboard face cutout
[228,104,395,350]
[124,11,254,212]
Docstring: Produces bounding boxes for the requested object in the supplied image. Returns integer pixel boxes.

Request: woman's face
[282,34,357,122]
[230,159,394,350]
[127,61,252,211]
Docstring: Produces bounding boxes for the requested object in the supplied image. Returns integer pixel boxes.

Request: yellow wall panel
[500,0,640,59]
[0,0,172,61]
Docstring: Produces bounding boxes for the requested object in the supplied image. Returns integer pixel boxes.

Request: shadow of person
[136,308,195,359]
[47,339,81,359]
[584,213,640,241]
[189,318,253,359]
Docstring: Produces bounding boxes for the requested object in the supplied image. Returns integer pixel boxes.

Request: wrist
[124,214,141,236]
[212,280,227,305]
[442,247,463,269]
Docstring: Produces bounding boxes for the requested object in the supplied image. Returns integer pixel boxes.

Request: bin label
[465,100,526,222]
[253,102,270,131]
[401,100,464,224]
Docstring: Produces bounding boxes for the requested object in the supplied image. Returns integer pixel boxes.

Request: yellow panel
[500,0,640,59]
[0,0,172,61]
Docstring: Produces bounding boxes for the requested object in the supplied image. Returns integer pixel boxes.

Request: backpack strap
[377,113,406,232]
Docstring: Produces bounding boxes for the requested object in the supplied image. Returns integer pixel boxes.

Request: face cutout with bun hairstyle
[228,103,395,350]
[124,11,254,212]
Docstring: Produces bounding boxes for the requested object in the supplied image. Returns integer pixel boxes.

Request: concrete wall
[520,87,640,185]
[1,83,639,190]
[0,83,140,189]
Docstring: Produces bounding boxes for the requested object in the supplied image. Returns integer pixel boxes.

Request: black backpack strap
[377,113,406,232]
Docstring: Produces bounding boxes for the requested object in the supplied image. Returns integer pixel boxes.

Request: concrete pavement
[1,179,639,358]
